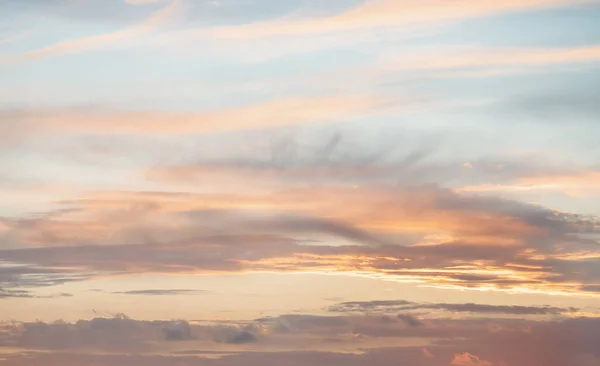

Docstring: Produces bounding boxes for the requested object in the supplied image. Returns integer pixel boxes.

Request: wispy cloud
[1,184,598,296]
[112,289,207,296]
[329,299,577,315]
[0,94,395,143]
[125,0,171,5]
[0,31,30,45]
[385,45,600,73]
[457,170,600,197]
[202,0,596,40]
[3,0,180,63]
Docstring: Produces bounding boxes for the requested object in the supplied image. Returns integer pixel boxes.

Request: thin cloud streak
[0,94,395,143]
[385,45,600,72]
[2,0,180,63]
[457,171,600,197]
[112,289,207,296]
[202,0,597,39]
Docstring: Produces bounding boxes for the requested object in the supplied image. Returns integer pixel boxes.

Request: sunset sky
[1,1,600,365]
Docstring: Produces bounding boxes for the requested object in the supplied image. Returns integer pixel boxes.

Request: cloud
[162,321,195,341]
[202,0,595,40]
[112,289,207,296]
[491,86,600,125]
[0,288,34,299]
[214,328,258,344]
[451,353,493,366]
[328,299,576,316]
[125,0,171,4]
[3,0,180,63]
[0,264,90,290]
[0,94,394,144]
[146,1,600,62]
[0,183,598,296]
[457,170,600,198]
[385,45,600,74]
[397,314,424,327]
[1,314,600,366]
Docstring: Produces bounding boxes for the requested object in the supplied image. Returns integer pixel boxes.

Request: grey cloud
[580,285,600,293]
[213,325,259,344]
[2,316,198,351]
[397,314,424,327]
[1,0,164,24]
[328,300,413,312]
[0,264,90,292]
[417,303,573,315]
[329,299,575,315]
[162,321,195,341]
[2,315,600,366]
[0,288,72,299]
[224,330,257,344]
[496,89,600,123]
[0,288,33,298]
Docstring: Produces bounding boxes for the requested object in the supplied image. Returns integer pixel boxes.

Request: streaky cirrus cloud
[0,94,395,144]
[2,0,180,63]
[125,0,171,4]
[202,0,597,40]
[457,171,600,197]
[328,299,577,316]
[112,289,207,296]
[384,45,600,73]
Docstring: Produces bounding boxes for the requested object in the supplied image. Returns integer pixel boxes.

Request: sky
[1,0,600,365]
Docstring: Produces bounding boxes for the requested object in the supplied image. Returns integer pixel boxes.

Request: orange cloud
[1,94,393,142]
[2,177,598,297]
[49,186,547,248]
[452,353,493,366]
[457,171,600,197]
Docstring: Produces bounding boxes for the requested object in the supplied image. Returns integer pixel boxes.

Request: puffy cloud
[162,321,195,341]
[397,314,424,327]
[1,314,599,366]
[214,328,258,344]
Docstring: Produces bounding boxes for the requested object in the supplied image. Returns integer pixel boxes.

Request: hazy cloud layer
[2,2,600,365]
